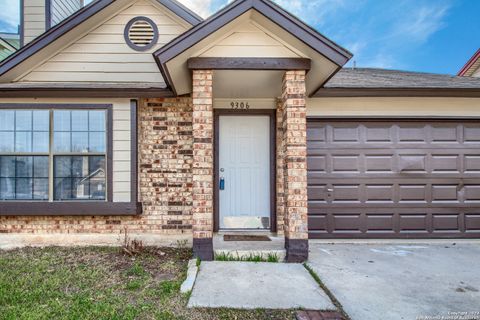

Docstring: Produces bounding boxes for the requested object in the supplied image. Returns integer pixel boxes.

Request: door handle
[219,177,225,190]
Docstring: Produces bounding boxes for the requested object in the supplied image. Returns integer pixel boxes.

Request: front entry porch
[191,68,310,262]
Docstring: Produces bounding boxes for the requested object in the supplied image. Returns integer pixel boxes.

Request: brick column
[192,70,214,260]
[281,70,309,262]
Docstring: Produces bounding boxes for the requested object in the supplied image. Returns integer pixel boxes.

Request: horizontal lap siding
[23,0,46,44]
[198,20,301,58]
[113,101,132,203]
[307,119,480,239]
[21,0,187,84]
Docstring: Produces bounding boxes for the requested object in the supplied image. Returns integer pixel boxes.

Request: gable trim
[0,0,203,78]
[458,49,480,77]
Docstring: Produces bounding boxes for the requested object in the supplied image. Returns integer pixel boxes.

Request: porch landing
[213,233,286,261]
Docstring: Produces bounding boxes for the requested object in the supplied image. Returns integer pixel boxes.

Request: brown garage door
[307,119,480,239]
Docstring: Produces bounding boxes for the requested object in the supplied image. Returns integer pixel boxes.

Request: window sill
[0,202,142,216]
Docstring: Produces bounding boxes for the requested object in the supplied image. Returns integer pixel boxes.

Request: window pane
[73,177,90,200]
[15,131,32,152]
[16,178,33,199]
[89,177,106,200]
[0,132,14,152]
[33,178,49,200]
[34,157,49,178]
[54,178,72,200]
[0,157,15,177]
[32,132,49,153]
[72,132,89,152]
[16,157,33,177]
[0,178,15,199]
[54,132,71,152]
[54,156,105,200]
[54,156,71,177]
[89,132,106,152]
[89,156,105,174]
[72,111,88,131]
[71,156,86,177]
[15,110,32,131]
[33,110,49,131]
[54,110,71,131]
[89,111,105,131]
[0,110,14,131]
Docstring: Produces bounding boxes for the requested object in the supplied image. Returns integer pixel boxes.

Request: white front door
[219,115,271,229]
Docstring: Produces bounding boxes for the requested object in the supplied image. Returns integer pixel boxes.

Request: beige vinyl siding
[23,0,46,45]
[307,97,480,117]
[20,0,188,84]
[0,98,133,203]
[473,67,480,77]
[51,0,83,26]
[112,100,132,202]
[197,20,302,58]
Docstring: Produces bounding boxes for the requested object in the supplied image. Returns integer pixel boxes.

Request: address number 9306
[230,102,250,110]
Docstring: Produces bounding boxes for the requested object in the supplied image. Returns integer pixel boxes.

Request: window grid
[0,109,107,202]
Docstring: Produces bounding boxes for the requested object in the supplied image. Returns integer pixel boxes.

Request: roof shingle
[325,68,480,89]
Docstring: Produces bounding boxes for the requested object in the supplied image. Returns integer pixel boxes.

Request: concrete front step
[214,249,286,261]
[213,233,287,261]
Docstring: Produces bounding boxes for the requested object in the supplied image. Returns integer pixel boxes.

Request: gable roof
[154,0,352,95]
[0,0,202,78]
[315,68,480,97]
[458,49,480,77]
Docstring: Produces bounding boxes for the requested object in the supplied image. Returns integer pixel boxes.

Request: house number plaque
[230,101,250,110]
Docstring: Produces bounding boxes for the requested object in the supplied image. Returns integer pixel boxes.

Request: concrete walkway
[188,261,335,310]
[308,242,480,320]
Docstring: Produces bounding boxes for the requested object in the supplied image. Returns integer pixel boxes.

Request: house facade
[1,0,480,262]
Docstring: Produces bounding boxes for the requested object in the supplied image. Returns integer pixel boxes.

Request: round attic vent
[124,16,159,51]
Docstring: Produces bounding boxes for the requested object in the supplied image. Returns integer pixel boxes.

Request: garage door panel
[332,126,360,142]
[431,125,459,142]
[365,126,393,142]
[465,155,480,172]
[331,155,360,172]
[432,185,459,202]
[365,155,393,172]
[365,185,394,202]
[332,214,362,232]
[432,214,460,232]
[431,155,460,173]
[399,214,429,232]
[464,127,480,142]
[398,125,427,142]
[366,214,395,232]
[465,214,480,232]
[307,119,480,239]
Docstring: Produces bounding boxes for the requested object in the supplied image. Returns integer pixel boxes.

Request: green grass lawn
[0,246,295,320]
